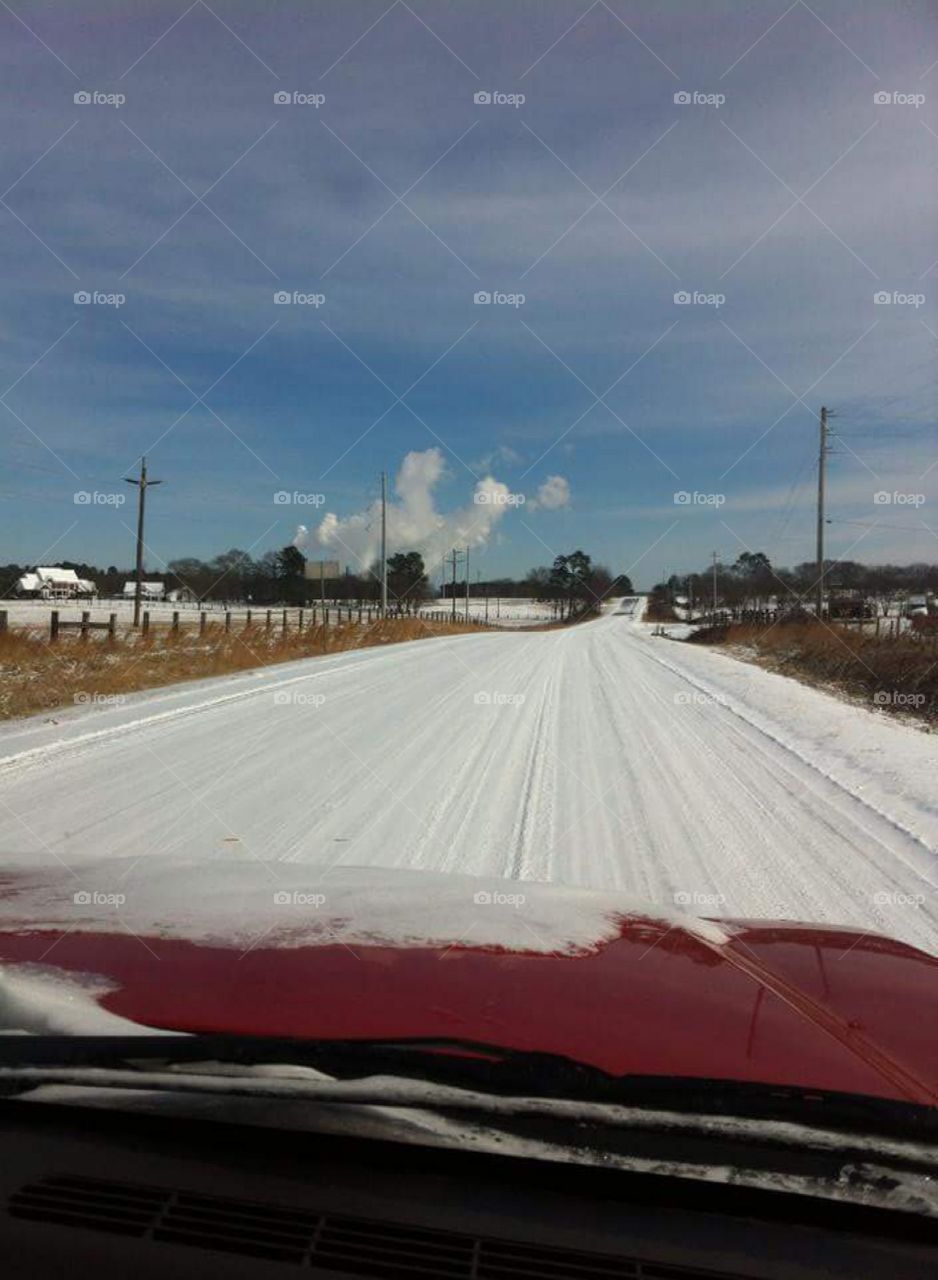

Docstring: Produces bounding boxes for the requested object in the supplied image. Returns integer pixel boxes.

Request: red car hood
[0,863,934,1107]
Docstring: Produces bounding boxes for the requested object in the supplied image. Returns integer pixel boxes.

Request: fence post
[50,610,59,641]
[266,610,272,633]
[108,613,117,641]
[0,609,7,633]
[80,610,90,641]
[172,611,179,632]
[225,611,231,632]
[282,608,288,633]
[200,611,207,635]
[245,609,252,628]
[142,610,150,635]
[298,608,304,632]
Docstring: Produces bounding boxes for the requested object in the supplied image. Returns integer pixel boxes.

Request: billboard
[304,559,341,580]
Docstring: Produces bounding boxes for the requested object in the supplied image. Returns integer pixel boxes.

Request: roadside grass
[0,616,491,721]
[692,621,938,724]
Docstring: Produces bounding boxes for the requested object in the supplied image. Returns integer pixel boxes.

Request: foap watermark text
[474,691,525,706]
[275,290,325,306]
[474,290,525,307]
[674,490,725,506]
[75,290,125,307]
[674,290,725,308]
[274,491,325,505]
[474,91,525,108]
[674,90,725,108]
[275,91,325,107]
[273,691,326,707]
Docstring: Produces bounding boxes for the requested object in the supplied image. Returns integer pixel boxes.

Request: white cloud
[530,475,571,511]
[304,448,515,571]
[470,443,523,472]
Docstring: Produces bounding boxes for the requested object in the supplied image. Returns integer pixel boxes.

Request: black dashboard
[1,1097,936,1279]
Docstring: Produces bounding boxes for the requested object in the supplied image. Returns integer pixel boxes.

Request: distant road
[0,599,935,952]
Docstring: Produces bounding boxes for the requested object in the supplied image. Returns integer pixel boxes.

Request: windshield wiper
[0,1033,935,1142]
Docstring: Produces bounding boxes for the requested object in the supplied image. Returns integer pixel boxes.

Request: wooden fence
[688,608,938,645]
[0,605,500,642]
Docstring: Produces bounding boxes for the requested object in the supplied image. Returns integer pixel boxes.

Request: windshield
[0,0,935,1189]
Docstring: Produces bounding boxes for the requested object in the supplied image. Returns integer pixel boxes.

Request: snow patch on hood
[0,964,174,1035]
[0,863,732,956]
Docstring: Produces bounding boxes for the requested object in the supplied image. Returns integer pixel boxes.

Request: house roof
[35,567,80,585]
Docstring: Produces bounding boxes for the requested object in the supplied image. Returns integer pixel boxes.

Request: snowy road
[0,600,935,952]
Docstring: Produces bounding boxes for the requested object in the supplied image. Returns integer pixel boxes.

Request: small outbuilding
[123,581,165,600]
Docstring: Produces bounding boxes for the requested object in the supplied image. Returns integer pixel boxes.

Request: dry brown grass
[644,597,678,623]
[695,620,938,724]
[0,616,491,721]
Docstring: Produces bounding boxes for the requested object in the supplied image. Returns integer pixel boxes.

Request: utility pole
[711,551,718,617]
[816,406,828,621]
[124,456,162,628]
[380,470,388,617]
[450,549,458,621]
[465,546,470,621]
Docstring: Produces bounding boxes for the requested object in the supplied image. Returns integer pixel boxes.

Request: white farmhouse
[15,567,96,600]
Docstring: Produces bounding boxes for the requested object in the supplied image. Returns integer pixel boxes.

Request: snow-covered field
[421,596,556,627]
[1,596,552,631]
[0,599,378,630]
[0,597,935,953]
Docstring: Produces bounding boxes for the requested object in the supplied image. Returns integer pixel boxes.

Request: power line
[769,441,815,549]
[827,518,930,533]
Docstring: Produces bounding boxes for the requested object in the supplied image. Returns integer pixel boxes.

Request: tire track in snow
[608,625,937,949]
[634,636,937,864]
[0,605,935,955]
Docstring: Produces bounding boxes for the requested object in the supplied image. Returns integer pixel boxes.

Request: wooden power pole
[124,456,162,628]
[816,406,828,621]
[380,470,388,618]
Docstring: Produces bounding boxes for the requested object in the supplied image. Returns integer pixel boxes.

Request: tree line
[2,545,632,616]
[656,552,938,612]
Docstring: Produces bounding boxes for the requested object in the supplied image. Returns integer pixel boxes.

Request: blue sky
[1,0,935,588]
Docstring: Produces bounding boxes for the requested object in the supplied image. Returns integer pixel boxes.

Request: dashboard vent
[10,1174,755,1279]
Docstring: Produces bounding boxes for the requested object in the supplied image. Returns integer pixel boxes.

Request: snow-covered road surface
[0,600,935,952]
